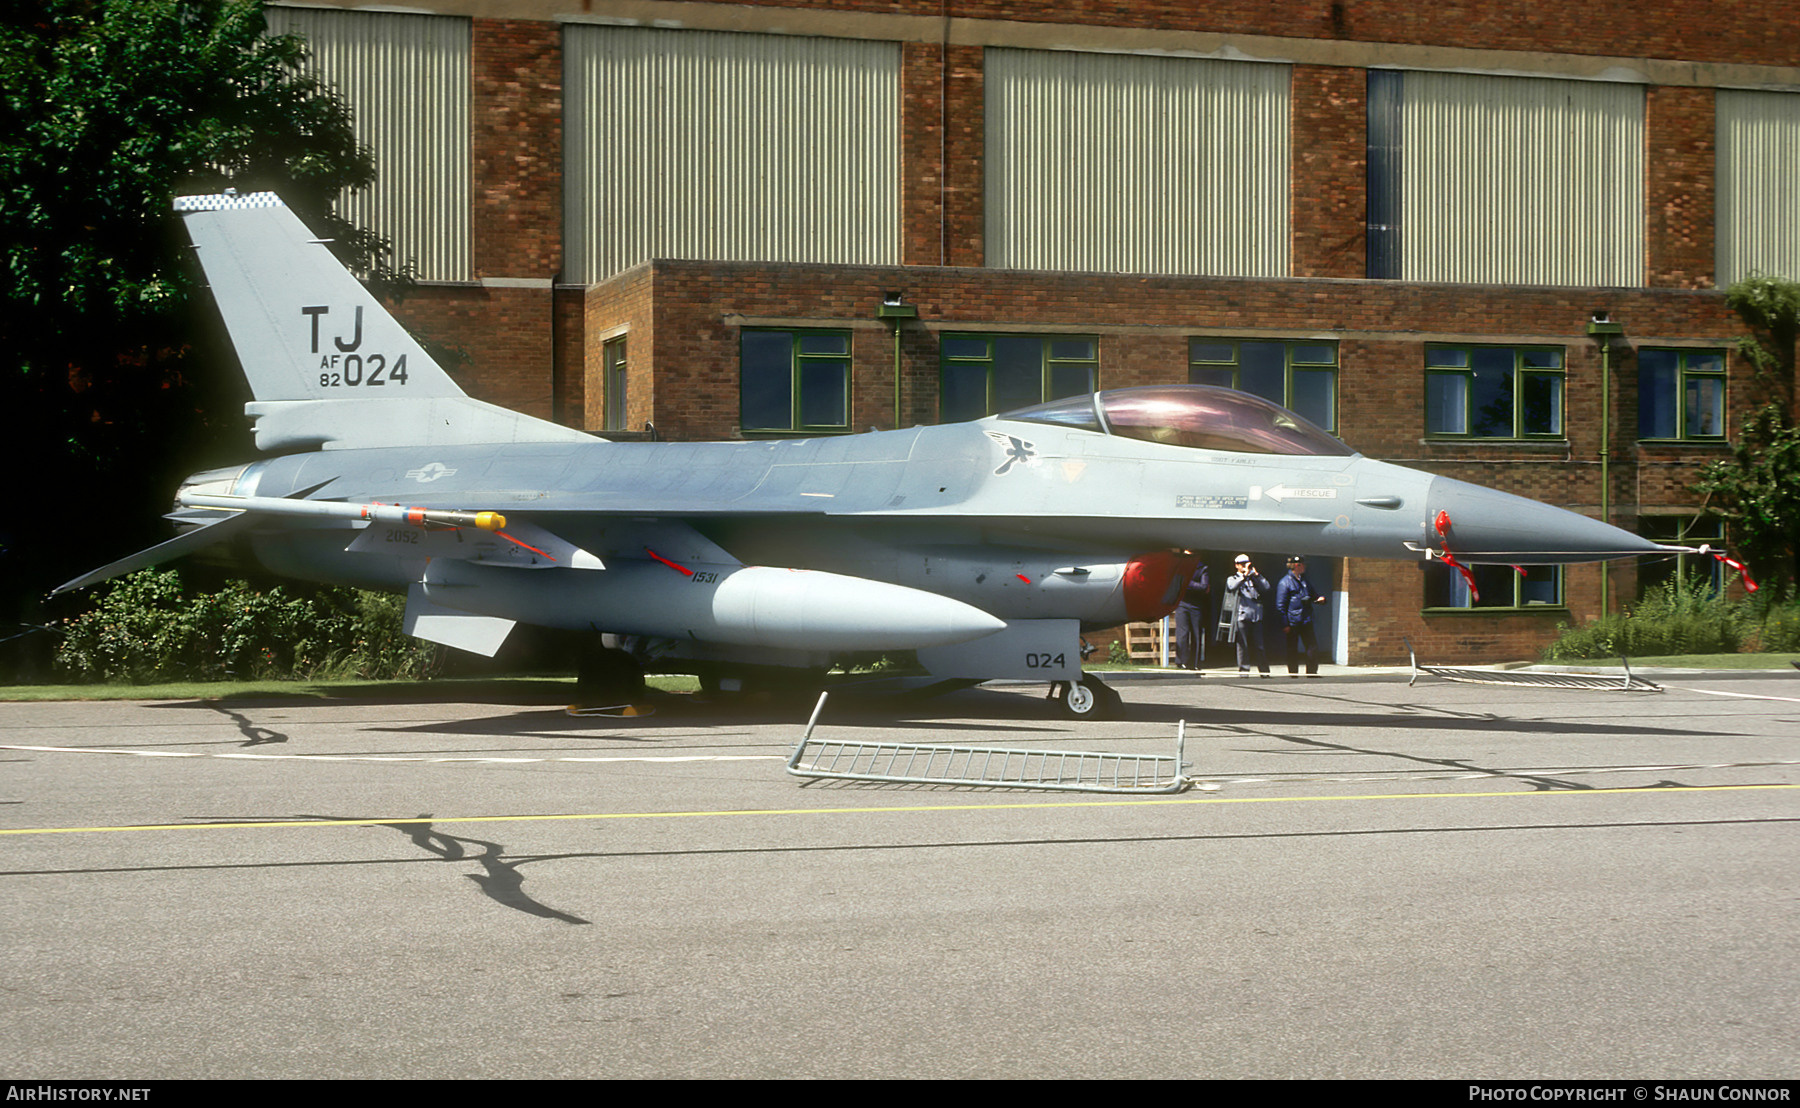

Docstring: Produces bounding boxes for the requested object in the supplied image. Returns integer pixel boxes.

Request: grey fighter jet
[57,193,1676,717]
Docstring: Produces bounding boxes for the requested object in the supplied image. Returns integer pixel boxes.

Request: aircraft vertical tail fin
[176,192,592,451]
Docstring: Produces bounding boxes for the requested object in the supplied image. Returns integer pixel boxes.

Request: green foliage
[54,569,440,683]
[1107,638,1132,666]
[1724,274,1800,386]
[1751,606,1800,652]
[1543,574,1739,660]
[1,0,389,377]
[1733,590,1800,654]
[0,0,402,648]
[1694,402,1800,596]
[1692,275,1800,598]
[1542,572,1800,660]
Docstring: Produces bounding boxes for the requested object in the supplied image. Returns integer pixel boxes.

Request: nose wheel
[1052,674,1122,720]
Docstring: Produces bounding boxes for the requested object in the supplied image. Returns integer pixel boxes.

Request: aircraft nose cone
[1427,476,1666,564]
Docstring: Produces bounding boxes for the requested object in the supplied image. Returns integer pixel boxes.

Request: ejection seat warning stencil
[1176,495,1248,510]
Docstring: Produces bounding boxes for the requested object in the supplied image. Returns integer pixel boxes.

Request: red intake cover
[1123,550,1204,623]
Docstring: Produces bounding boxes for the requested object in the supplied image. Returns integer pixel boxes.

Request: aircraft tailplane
[176,192,591,452]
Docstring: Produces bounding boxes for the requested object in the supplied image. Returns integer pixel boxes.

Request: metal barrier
[786,693,1193,794]
[1406,640,1663,692]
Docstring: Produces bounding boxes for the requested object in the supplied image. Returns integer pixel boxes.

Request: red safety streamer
[1713,550,1759,594]
[497,531,553,559]
[644,547,694,576]
[1433,510,1480,602]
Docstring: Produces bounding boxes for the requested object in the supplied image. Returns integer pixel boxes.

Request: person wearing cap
[1274,554,1327,677]
[1224,554,1272,677]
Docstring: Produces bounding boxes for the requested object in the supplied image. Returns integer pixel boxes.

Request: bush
[1738,591,1800,653]
[54,569,193,684]
[1542,572,1800,660]
[54,569,440,683]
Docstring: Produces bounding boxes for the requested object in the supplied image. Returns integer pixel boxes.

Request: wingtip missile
[178,492,506,533]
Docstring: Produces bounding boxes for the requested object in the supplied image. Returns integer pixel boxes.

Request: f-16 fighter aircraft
[57,193,1675,717]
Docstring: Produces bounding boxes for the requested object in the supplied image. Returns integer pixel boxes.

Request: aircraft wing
[51,512,259,595]
[392,490,839,517]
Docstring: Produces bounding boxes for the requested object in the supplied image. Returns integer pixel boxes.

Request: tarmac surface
[1,666,1796,1079]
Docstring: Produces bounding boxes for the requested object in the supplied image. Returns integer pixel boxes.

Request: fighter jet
[56,193,1676,717]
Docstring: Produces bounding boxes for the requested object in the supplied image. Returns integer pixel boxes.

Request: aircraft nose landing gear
[1051,674,1122,719]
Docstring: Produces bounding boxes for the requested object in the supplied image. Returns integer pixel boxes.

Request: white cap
[1234,554,1250,564]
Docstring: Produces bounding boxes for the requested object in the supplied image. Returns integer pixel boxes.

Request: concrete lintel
[270,0,1800,90]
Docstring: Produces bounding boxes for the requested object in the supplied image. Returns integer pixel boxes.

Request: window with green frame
[1638,515,1725,597]
[601,335,628,431]
[1187,339,1338,432]
[1638,348,1725,440]
[1424,562,1563,610]
[1425,345,1564,439]
[740,329,851,433]
[940,334,1097,423]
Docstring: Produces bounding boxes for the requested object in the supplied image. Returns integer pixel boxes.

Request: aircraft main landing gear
[1051,674,1121,720]
[574,642,647,712]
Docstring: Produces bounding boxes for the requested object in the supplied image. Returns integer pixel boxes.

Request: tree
[0,0,395,675]
[1694,402,1800,596]
[1724,274,1800,414]
[1694,275,1800,597]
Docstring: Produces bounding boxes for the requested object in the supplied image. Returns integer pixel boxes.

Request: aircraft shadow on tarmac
[209,703,290,746]
[349,685,1729,744]
[1122,701,1724,740]
[149,686,1068,737]
[139,682,1742,775]
[307,813,591,925]
[1184,729,1621,792]
[355,688,1075,738]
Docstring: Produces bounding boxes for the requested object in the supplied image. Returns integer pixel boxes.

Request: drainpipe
[878,292,917,428]
[1586,312,1625,618]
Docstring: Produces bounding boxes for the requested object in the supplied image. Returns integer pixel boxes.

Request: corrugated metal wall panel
[985,48,1288,277]
[1398,71,1642,286]
[267,7,472,282]
[564,27,898,286]
[1717,89,1800,283]
[1366,70,1404,279]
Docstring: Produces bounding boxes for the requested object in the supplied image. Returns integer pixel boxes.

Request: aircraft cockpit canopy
[1001,385,1355,457]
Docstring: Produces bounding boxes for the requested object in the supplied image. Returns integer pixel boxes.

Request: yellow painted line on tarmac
[0,782,1793,838]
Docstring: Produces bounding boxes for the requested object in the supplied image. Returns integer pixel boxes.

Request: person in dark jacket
[1173,561,1209,672]
[1273,554,1326,677]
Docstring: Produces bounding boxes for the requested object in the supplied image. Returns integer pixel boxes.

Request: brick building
[267,0,1800,664]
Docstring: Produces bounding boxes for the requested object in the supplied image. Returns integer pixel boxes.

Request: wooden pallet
[1124,620,1167,664]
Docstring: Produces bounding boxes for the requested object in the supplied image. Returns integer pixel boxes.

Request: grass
[1539,652,1800,670]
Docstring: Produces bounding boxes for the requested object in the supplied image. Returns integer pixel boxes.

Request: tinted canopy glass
[1002,385,1354,456]
[996,393,1104,432]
